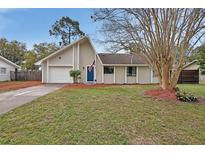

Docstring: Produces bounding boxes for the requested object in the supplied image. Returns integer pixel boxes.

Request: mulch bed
[63,83,116,89]
[0,81,42,91]
[144,88,177,101]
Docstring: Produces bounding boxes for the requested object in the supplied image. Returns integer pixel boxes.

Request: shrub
[70,70,81,83]
[175,87,198,102]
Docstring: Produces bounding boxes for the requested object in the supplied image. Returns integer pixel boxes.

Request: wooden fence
[10,70,42,81]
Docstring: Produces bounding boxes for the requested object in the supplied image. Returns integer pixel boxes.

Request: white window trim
[73,45,75,70]
[124,67,127,84]
[47,60,49,83]
[85,65,87,83]
[136,66,139,83]
[114,66,116,83]
[103,66,114,75]
[77,42,80,70]
[94,55,97,82]
[102,66,104,83]
[151,69,153,83]
[127,66,137,77]
[42,63,44,83]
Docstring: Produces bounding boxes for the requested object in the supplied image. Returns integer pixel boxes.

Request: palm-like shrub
[70,70,81,83]
[175,87,198,102]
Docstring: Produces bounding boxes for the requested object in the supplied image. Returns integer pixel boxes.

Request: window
[127,67,136,76]
[0,68,6,74]
[104,66,114,74]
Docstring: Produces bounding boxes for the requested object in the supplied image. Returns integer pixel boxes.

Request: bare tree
[92,9,205,90]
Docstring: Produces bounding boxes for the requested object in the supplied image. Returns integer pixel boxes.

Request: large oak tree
[92,9,205,90]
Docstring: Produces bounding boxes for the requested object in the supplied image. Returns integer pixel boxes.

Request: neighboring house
[36,36,157,84]
[36,36,204,84]
[178,60,205,84]
[0,56,20,81]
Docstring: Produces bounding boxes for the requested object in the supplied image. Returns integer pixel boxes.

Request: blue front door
[87,66,94,81]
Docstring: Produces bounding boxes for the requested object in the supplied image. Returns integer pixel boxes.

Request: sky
[0,8,104,52]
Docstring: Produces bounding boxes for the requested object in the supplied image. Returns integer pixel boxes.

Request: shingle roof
[97,53,147,65]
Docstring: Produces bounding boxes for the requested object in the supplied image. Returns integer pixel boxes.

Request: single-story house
[36,36,157,84]
[36,36,204,84]
[0,56,20,81]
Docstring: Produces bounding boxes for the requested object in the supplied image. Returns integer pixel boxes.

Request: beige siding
[96,56,103,83]
[79,41,96,83]
[104,74,114,84]
[127,76,136,84]
[115,66,125,84]
[138,66,151,83]
[199,75,205,84]
[184,62,199,70]
[49,47,73,66]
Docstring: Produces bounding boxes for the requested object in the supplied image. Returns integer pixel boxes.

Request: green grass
[0,84,205,144]
[178,84,205,96]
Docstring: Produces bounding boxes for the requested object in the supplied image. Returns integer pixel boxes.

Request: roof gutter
[102,64,149,66]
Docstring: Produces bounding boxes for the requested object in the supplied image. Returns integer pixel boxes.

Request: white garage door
[49,66,73,83]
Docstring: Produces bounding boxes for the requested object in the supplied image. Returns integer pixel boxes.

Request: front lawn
[0,84,205,144]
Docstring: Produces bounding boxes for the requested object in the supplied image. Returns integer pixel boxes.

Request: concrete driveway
[0,84,64,115]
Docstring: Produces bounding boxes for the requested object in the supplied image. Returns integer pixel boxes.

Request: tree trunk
[160,64,170,90]
[170,67,183,89]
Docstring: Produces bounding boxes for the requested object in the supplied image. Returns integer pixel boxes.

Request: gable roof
[0,55,20,68]
[183,60,198,69]
[35,36,90,65]
[97,53,147,65]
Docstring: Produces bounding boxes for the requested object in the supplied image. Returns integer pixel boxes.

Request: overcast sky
[0,8,105,52]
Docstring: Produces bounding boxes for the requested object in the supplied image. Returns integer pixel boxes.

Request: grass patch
[178,84,205,97]
[0,84,205,144]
